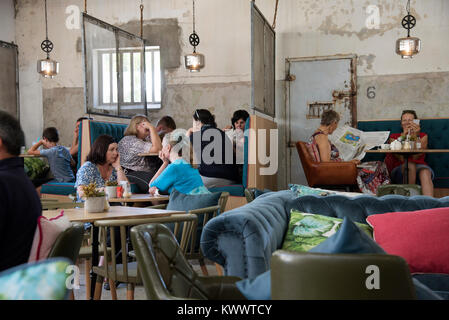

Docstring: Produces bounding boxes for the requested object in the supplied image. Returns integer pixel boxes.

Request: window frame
[82,13,162,119]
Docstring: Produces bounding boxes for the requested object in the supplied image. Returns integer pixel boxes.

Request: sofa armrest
[200,190,293,279]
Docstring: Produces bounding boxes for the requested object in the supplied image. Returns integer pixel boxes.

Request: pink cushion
[306,142,321,162]
[366,207,449,274]
[28,211,71,262]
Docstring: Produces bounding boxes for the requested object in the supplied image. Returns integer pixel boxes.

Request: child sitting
[148,129,209,195]
[28,127,75,185]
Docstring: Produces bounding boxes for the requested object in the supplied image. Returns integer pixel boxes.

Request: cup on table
[116,186,123,198]
[380,144,390,150]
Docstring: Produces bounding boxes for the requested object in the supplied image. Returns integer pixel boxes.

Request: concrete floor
[73,259,220,300]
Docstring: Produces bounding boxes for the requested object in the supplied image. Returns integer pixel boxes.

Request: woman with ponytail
[187,109,240,188]
[148,129,209,195]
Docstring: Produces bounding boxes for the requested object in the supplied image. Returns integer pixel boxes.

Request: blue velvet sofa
[357,118,449,189]
[201,190,449,285]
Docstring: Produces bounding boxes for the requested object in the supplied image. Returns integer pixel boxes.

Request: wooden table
[43,206,184,299]
[137,152,159,157]
[366,149,449,183]
[19,154,42,158]
[108,194,169,204]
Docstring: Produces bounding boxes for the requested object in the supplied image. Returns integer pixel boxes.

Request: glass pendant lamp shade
[37,57,59,78]
[185,52,205,72]
[396,36,421,59]
[185,0,205,72]
[37,0,59,78]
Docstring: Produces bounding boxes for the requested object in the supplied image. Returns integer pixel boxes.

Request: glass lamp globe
[396,37,421,59]
[184,52,205,72]
[37,58,59,78]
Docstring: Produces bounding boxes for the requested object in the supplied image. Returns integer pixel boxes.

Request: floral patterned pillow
[0,258,71,300]
[281,210,373,252]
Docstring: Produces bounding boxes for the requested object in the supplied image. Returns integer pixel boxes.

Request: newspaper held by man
[328,125,390,161]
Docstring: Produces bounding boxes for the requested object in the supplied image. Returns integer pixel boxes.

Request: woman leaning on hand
[75,134,128,200]
[118,115,162,193]
[384,109,434,197]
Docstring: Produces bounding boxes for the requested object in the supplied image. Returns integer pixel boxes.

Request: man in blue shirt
[28,127,75,184]
[0,111,42,271]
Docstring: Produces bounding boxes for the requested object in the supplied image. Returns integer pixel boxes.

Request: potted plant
[82,182,106,213]
[104,180,118,199]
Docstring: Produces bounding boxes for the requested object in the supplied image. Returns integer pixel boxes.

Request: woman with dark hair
[187,109,240,188]
[385,109,434,196]
[75,134,128,199]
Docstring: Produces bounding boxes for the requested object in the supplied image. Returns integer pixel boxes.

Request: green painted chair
[130,223,246,300]
[271,250,416,300]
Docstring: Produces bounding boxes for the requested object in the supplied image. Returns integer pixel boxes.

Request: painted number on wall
[367,86,376,99]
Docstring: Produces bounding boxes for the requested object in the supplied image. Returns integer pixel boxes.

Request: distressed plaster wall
[43,81,251,147]
[358,71,449,120]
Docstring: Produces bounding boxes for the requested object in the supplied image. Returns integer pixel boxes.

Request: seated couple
[308,109,434,196]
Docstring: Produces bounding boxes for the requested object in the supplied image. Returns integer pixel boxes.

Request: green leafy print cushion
[0,259,70,300]
[281,210,373,252]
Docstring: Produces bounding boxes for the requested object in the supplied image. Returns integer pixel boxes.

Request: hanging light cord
[192,0,196,34]
[44,0,48,41]
[84,0,87,13]
[272,0,279,29]
[406,0,411,14]
[140,0,144,38]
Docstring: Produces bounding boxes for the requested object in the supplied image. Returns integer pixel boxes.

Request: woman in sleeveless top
[307,110,390,195]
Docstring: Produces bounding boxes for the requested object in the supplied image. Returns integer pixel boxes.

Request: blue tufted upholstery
[201,190,449,279]
[77,120,128,170]
[357,118,449,188]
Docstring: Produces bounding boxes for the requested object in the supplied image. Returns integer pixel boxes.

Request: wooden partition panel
[247,115,278,191]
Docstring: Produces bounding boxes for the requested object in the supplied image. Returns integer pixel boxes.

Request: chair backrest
[78,119,128,169]
[48,222,85,265]
[130,223,209,300]
[218,192,229,214]
[271,250,416,300]
[296,141,316,186]
[94,214,197,283]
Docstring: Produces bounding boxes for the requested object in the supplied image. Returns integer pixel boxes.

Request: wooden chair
[296,141,359,191]
[92,214,197,300]
[147,192,229,276]
[130,223,246,300]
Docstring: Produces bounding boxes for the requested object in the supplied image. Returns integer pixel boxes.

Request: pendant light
[184,0,205,72]
[396,0,421,59]
[37,0,59,78]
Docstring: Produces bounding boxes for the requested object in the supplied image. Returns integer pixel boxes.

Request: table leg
[403,157,409,184]
[90,225,99,300]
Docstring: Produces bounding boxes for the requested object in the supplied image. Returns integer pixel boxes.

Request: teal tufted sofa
[201,190,449,280]
[357,118,449,189]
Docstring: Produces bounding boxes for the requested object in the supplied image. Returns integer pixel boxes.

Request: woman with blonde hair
[118,115,162,193]
[148,129,209,195]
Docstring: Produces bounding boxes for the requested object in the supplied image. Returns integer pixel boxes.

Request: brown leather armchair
[296,141,358,189]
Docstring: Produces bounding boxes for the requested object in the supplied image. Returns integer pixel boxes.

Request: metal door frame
[285,54,358,185]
